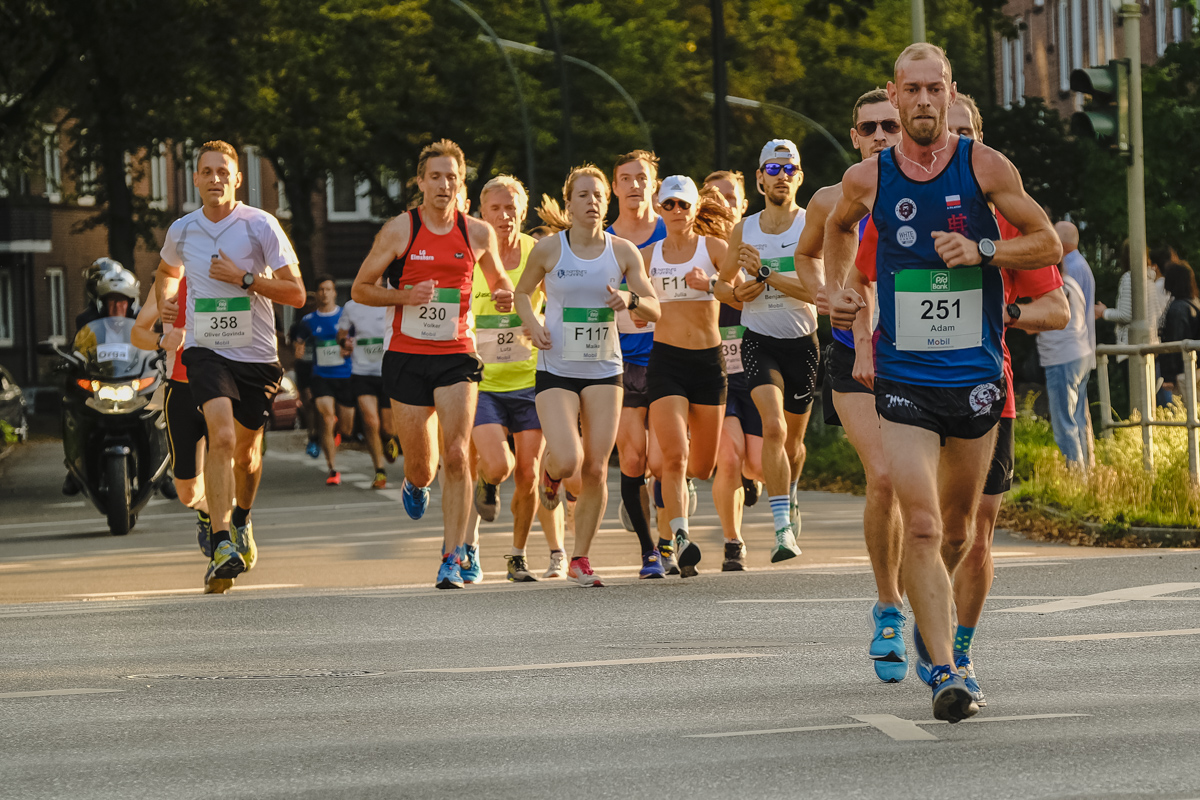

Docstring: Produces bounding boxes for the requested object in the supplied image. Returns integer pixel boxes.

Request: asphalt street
[2,433,1199,799]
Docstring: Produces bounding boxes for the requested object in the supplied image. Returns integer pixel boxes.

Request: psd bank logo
[931,272,950,291]
[587,309,600,322]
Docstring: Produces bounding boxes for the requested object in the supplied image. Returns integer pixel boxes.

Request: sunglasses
[762,163,799,177]
[660,199,692,211]
[856,119,902,136]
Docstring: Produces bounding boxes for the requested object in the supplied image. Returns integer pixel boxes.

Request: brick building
[0,138,382,387]
[996,0,1193,114]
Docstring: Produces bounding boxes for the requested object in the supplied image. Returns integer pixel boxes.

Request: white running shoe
[567,556,604,587]
[543,551,567,579]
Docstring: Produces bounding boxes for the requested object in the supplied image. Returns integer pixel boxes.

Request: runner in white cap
[337,296,395,489]
[714,139,819,565]
[516,165,660,587]
[641,176,732,578]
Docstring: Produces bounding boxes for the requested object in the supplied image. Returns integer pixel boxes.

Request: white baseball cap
[758,139,800,166]
[657,175,699,206]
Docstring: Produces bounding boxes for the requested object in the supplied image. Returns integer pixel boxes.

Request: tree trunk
[282,167,318,290]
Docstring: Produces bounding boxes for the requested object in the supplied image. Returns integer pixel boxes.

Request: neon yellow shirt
[472,233,541,393]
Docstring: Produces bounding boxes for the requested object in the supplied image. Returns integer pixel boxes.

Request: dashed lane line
[1022,628,1200,642]
[404,652,777,674]
[0,689,124,699]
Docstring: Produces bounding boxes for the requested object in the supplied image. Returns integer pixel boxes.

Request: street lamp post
[912,0,926,42]
[704,93,854,168]
[538,0,573,170]
[712,0,730,169]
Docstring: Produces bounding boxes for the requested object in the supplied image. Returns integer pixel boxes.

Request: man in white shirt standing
[1040,221,1096,469]
[156,140,306,593]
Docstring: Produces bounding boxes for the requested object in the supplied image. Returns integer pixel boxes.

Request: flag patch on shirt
[945,195,961,209]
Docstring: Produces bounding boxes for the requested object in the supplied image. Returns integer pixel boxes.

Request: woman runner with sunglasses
[639,176,733,578]
[515,165,660,587]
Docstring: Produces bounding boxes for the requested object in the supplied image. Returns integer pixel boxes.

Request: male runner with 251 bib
[826,44,1062,721]
[351,139,515,590]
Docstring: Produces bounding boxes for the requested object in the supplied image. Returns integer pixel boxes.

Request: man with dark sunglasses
[715,139,820,565]
[795,88,908,685]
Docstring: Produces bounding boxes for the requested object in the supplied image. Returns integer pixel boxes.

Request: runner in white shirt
[155,140,306,593]
[714,139,820,564]
[338,297,395,489]
[515,165,660,587]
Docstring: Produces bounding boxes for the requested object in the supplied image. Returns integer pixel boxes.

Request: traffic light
[1070,59,1130,158]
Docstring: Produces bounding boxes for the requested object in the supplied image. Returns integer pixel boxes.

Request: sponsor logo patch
[896,226,917,248]
[895,198,917,221]
[969,382,1002,414]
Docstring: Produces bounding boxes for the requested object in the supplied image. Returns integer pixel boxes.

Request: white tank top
[739,210,818,339]
[648,236,716,303]
[538,231,625,378]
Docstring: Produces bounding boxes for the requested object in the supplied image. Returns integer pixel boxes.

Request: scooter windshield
[72,318,154,380]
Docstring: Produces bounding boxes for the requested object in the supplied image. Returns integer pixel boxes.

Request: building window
[1058,0,1071,91]
[183,144,200,210]
[326,171,371,221]
[1013,32,1026,103]
[0,270,14,347]
[1173,5,1184,42]
[47,268,66,344]
[1104,1,1115,61]
[244,146,261,208]
[149,142,168,210]
[1088,0,1101,63]
[76,148,98,208]
[1156,0,1167,54]
[43,131,62,203]
[1002,37,1014,109]
[276,180,291,218]
[1071,0,1084,70]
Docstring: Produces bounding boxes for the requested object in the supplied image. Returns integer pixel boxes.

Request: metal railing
[1096,341,1200,484]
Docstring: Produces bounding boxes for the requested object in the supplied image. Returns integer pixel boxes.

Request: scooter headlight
[85,377,155,414]
[96,382,136,402]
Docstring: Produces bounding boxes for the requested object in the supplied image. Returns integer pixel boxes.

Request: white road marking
[852,714,939,741]
[687,713,1089,740]
[997,583,1200,614]
[1022,628,1200,642]
[0,689,124,699]
[719,596,1069,605]
[405,652,776,673]
[69,583,300,598]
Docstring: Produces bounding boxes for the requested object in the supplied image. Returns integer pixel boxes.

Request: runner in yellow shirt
[466,176,566,583]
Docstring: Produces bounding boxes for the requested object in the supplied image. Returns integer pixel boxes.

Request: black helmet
[84,257,126,308]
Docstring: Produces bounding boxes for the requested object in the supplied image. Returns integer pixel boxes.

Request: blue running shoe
[305,439,320,459]
[436,552,463,589]
[196,511,213,558]
[912,623,935,687]
[955,651,987,707]
[402,479,430,520]
[868,603,908,683]
[930,664,979,723]
[639,549,666,579]
[459,544,482,584]
[204,539,245,594]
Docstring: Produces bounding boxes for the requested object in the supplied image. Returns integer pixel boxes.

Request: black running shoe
[722,540,747,571]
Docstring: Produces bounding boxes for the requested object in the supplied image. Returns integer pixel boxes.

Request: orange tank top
[384,208,476,355]
[172,277,189,382]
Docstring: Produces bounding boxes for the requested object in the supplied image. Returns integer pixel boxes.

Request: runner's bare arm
[687,237,731,293]
[849,270,876,390]
[794,184,839,307]
[469,217,514,312]
[824,160,875,291]
[129,290,161,351]
[154,260,181,323]
[933,145,1062,270]
[1009,287,1069,333]
[235,259,305,308]
[515,235,557,350]
[611,239,660,323]
[351,215,429,307]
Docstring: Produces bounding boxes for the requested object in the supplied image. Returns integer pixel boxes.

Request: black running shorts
[874,377,1005,443]
[182,348,283,431]
[382,351,483,408]
[164,379,206,480]
[646,342,727,406]
[309,374,355,408]
[741,330,820,415]
[622,362,650,409]
[351,373,389,406]
[983,416,1015,495]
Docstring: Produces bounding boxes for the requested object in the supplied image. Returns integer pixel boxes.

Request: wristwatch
[708,275,719,294]
[1006,302,1022,322]
[977,238,997,267]
[241,271,256,290]
[628,291,640,311]
[756,265,773,283]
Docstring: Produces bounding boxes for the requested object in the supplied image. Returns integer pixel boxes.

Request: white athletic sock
[769,496,791,531]
[510,547,526,557]
[789,479,799,500]
[670,517,688,537]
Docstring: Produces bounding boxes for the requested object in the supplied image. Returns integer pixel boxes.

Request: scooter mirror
[36,340,58,356]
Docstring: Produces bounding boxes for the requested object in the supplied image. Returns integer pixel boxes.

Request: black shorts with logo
[382,350,483,408]
[164,379,206,480]
[182,348,283,432]
[310,374,355,408]
[351,373,389,406]
[622,362,650,409]
[983,416,1015,495]
[874,377,1005,443]
[741,330,820,415]
[646,342,727,406]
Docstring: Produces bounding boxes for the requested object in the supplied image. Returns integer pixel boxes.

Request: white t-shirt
[338,299,388,377]
[1038,274,1092,368]
[160,203,298,364]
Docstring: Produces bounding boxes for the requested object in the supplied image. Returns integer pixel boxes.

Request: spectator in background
[1095,242,1172,405]
[1158,260,1200,399]
[1039,221,1097,470]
